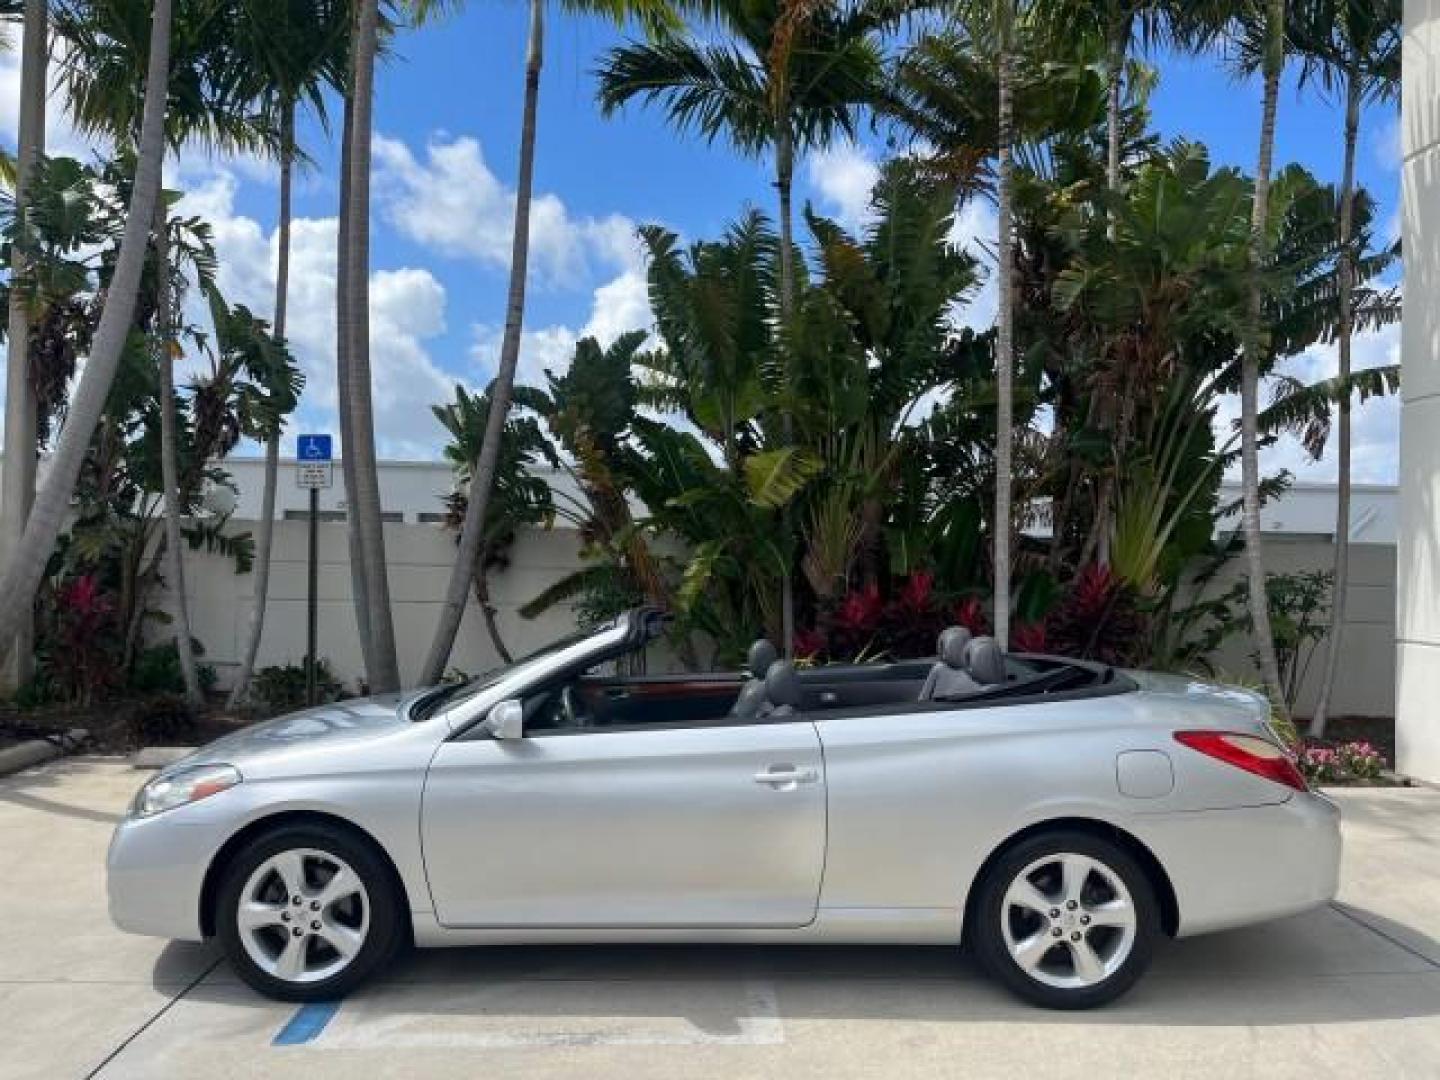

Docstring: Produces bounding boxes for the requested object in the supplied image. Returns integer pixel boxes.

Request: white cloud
[1371,112,1402,173]
[174,165,459,459]
[0,48,103,162]
[1216,322,1402,486]
[470,264,654,392]
[951,200,999,331]
[807,142,880,234]
[373,134,638,289]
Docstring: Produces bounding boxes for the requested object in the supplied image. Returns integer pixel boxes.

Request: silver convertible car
[108,608,1340,1010]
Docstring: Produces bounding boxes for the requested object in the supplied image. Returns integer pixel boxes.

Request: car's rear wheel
[971,830,1160,1009]
[216,823,404,1002]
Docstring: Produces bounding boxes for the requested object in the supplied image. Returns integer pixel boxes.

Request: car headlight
[132,764,241,818]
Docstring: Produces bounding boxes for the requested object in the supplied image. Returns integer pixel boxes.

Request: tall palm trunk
[992,5,1015,650]
[153,206,203,706]
[1310,59,1362,737]
[1105,8,1128,205]
[1,0,47,691]
[342,0,400,692]
[0,0,173,655]
[476,571,512,665]
[229,101,295,707]
[775,120,797,657]
[335,85,375,682]
[420,0,544,685]
[1239,0,1289,719]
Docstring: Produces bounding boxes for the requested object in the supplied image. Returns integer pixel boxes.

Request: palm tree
[337,0,403,692]
[417,0,544,685]
[418,0,678,685]
[993,0,1016,650]
[54,0,278,705]
[0,0,47,692]
[1289,0,1400,736]
[152,194,203,705]
[923,0,1028,647]
[596,0,886,656]
[1238,0,1291,718]
[0,0,174,658]
[1043,2,1175,197]
[334,67,375,683]
[432,384,556,664]
[228,0,349,707]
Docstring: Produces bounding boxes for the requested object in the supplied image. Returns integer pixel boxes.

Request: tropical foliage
[1,145,299,706]
[0,0,1405,718]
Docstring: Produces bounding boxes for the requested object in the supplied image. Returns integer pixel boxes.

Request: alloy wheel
[236,847,370,984]
[999,851,1138,990]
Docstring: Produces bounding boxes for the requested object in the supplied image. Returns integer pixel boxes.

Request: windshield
[409,626,601,722]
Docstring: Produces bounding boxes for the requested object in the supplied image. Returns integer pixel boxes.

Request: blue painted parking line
[273,1001,342,1046]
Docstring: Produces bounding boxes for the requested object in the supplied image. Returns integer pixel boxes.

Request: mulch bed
[0,698,262,756]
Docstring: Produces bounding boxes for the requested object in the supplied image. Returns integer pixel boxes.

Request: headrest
[746,638,779,679]
[764,659,804,709]
[967,637,1007,686]
[937,626,973,669]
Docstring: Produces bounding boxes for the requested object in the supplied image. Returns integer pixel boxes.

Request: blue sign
[297,434,332,462]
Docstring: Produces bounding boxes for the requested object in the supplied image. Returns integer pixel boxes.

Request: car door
[420,713,827,928]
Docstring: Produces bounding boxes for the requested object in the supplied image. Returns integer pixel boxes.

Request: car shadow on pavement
[168,903,1440,1034]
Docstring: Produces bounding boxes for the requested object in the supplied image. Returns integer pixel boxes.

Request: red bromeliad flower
[895,571,935,615]
[951,596,989,636]
[1068,563,1118,619]
[834,582,884,636]
[61,573,112,618]
[1011,621,1047,652]
[793,627,827,659]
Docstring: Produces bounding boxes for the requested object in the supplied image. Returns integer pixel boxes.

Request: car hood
[168,693,422,772]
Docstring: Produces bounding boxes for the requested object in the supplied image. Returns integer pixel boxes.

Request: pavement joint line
[83,956,224,1079]
[1329,902,1440,970]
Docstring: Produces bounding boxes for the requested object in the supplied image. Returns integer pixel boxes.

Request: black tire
[970,830,1160,1010]
[216,822,406,1002]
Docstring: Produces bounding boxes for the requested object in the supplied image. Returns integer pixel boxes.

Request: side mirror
[484,699,525,741]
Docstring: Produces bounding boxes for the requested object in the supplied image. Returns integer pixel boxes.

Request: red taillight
[1173,730,1308,792]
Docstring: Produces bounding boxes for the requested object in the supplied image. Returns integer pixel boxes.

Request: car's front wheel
[971,830,1160,1009]
[216,823,405,1002]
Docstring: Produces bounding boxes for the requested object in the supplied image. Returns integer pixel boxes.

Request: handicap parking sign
[297,434,332,462]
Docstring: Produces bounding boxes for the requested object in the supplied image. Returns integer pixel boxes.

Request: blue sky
[0,8,1403,479]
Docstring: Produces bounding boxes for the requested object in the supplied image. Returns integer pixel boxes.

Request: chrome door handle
[754,766,819,786]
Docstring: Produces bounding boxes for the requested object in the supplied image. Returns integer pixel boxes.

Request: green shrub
[254,660,343,715]
[131,640,218,696]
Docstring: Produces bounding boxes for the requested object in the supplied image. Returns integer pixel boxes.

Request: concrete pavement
[3,758,1440,1079]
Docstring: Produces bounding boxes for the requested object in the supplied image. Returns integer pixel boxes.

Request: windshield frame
[418,609,659,733]
[409,627,598,723]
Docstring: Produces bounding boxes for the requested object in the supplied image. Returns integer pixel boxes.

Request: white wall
[1399,0,1440,780]
[1207,538,1397,718]
[162,520,587,691]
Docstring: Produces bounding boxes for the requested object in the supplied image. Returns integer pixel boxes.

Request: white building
[1401,0,1440,781]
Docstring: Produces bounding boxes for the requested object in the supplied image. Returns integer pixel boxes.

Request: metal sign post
[295,435,333,706]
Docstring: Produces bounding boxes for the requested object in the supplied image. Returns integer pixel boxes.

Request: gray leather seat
[763,659,804,718]
[730,638,779,720]
[966,636,1008,687]
[919,626,978,700]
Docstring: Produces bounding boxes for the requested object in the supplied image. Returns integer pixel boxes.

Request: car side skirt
[409,906,962,947]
